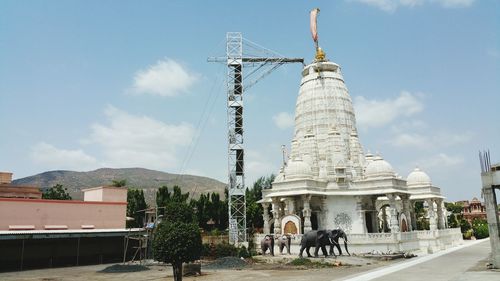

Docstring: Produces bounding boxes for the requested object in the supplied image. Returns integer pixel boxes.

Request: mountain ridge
[12,167,227,204]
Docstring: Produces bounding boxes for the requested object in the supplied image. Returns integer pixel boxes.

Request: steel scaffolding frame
[226,32,246,244]
[210,32,303,245]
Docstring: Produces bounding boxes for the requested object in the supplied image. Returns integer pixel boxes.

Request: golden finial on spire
[315,47,326,62]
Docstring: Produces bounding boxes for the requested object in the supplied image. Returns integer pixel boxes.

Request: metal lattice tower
[209,32,303,244]
[226,32,246,244]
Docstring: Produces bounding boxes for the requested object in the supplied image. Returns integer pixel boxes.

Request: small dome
[407,167,432,187]
[365,155,395,178]
[285,158,313,180]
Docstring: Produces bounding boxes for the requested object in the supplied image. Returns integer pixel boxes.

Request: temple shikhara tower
[257,8,463,253]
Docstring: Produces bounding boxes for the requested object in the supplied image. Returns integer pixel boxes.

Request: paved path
[339,239,499,281]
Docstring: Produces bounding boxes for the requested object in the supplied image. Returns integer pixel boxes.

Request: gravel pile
[204,257,247,270]
[99,264,150,273]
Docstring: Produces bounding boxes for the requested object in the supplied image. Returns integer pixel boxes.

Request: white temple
[257,48,463,253]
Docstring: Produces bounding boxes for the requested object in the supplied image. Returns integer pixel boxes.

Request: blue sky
[0,0,498,201]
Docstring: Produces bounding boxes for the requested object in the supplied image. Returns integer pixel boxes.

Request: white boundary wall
[254,228,463,255]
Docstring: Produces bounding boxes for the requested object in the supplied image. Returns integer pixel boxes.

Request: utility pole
[208,32,303,245]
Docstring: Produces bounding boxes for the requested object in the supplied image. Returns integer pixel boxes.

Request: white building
[258,50,462,253]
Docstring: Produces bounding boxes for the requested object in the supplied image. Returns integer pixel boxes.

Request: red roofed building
[460,197,487,223]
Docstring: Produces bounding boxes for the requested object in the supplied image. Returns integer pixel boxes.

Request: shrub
[200,243,211,257]
[153,221,202,281]
[460,219,471,233]
[249,248,257,257]
[473,224,489,239]
[463,229,473,239]
[238,246,251,259]
[214,242,238,258]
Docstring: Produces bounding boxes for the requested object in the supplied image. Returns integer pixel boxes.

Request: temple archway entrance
[284,221,298,234]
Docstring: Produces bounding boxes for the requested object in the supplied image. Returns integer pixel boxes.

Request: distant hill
[12,168,227,204]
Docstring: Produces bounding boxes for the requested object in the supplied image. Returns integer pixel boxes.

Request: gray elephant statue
[277,234,291,255]
[260,234,275,256]
[299,230,335,258]
[329,228,350,256]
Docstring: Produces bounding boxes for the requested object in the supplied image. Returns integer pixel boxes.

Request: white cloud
[349,0,474,12]
[31,142,98,171]
[391,133,429,149]
[245,149,279,185]
[350,0,423,12]
[420,153,465,168]
[131,58,199,97]
[85,106,195,170]
[354,91,424,129]
[272,112,295,130]
[390,131,472,149]
[31,106,196,174]
[433,0,475,8]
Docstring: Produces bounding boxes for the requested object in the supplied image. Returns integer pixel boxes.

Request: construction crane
[208,32,303,245]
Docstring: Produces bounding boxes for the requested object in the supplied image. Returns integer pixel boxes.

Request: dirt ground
[0,255,400,281]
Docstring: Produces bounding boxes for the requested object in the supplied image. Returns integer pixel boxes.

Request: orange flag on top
[310,8,320,43]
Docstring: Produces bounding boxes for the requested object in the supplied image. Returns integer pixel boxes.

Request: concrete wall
[324,196,361,233]
[0,198,126,230]
[83,188,103,202]
[83,186,127,203]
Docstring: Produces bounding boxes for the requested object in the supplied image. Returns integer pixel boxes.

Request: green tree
[127,188,147,228]
[42,184,72,200]
[164,201,195,224]
[111,179,127,187]
[471,218,489,239]
[460,218,472,234]
[445,202,463,214]
[172,185,189,203]
[153,221,202,281]
[413,201,429,230]
[156,185,171,208]
[445,202,463,229]
[246,175,274,231]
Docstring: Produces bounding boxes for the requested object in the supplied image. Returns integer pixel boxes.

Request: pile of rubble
[362,250,417,260]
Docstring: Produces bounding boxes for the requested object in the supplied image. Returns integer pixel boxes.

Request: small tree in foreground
[153,221,202,281]
[42,184,72,200]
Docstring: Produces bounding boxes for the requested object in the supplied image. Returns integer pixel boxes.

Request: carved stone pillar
[262,202,270,234]
[427,198,437,231]
[401,195,412,232]
[320,196,328,229]
[288,198,296,215]
[302,194,312,232]
[436,199,445,230]
[387,193,400,233]
[271,198,281,234]
[356,196,367,233]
